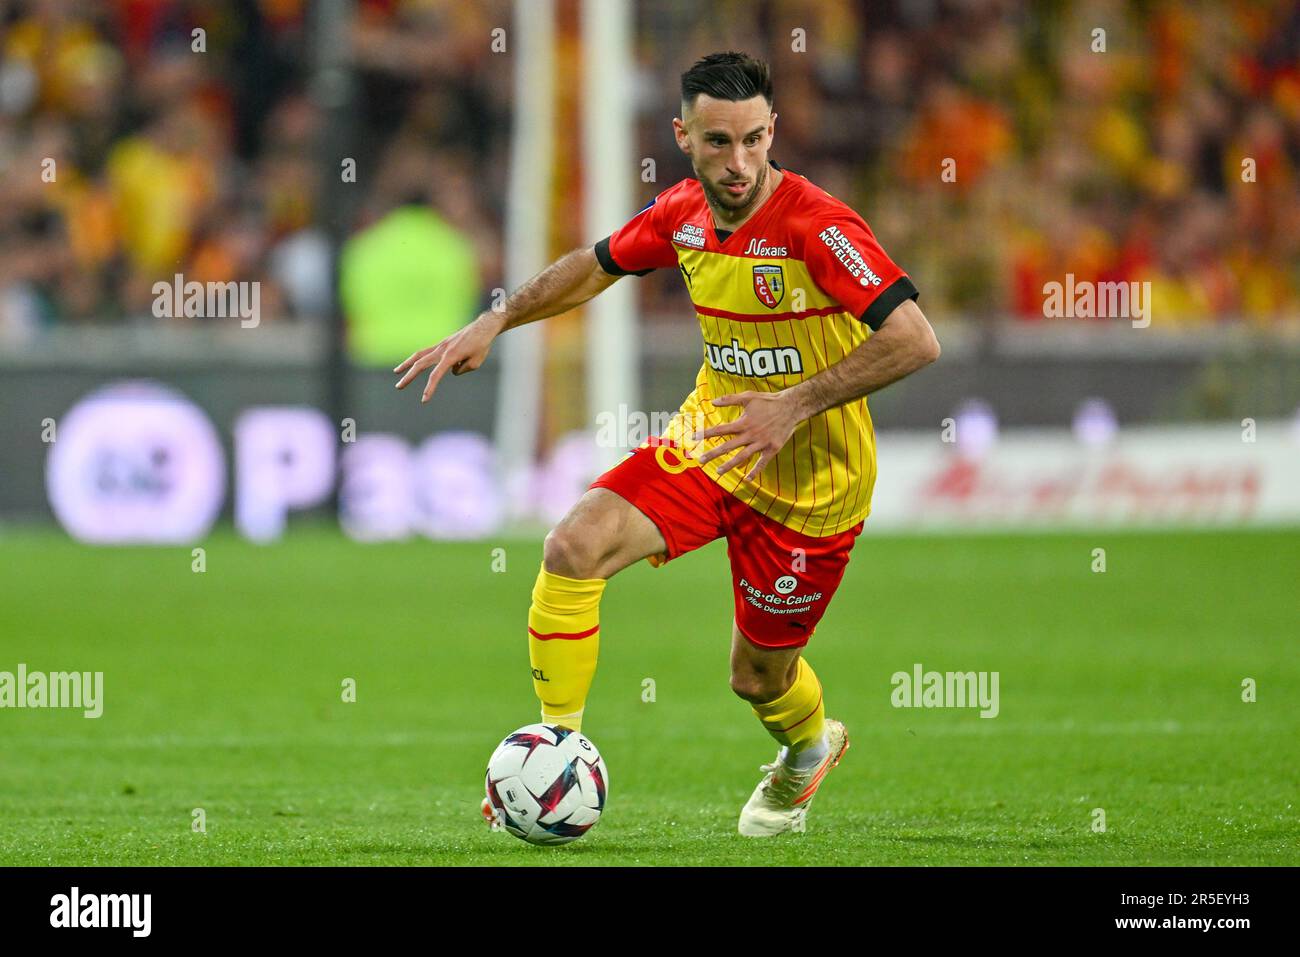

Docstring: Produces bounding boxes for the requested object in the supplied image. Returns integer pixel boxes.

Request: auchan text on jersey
[705,338,804,377]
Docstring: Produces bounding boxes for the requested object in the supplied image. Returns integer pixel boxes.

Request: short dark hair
[680,52,773,110]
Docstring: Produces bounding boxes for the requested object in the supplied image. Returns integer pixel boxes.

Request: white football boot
[738,718,850,837]
[481,796,504,832]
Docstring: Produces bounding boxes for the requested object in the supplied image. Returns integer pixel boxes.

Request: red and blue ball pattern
[485,723,609,846]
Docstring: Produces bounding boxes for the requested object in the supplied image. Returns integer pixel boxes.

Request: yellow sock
[527,562,606,731]
[750,657,826,751]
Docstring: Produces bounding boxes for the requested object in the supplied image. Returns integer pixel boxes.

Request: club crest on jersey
[753,264,785,309]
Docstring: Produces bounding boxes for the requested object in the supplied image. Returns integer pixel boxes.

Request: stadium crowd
[0,0,1296,347]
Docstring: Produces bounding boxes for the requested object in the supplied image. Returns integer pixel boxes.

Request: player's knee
[730,669,786,704]
[729,672,761,702]
[543,525,604,580]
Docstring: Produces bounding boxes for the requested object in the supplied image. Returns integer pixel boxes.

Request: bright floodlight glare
[1073,397,1118,447]
[954,399,998,459]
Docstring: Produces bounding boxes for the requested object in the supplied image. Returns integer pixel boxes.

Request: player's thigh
[543,487,667,580]
[726,507,863,650]
[562,441,729,580]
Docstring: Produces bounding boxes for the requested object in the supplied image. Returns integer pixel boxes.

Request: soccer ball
[484,723,608,845]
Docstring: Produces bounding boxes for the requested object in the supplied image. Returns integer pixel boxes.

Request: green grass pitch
[0,526,1296,866]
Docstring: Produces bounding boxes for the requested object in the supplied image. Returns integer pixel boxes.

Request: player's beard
[699,160,767,217]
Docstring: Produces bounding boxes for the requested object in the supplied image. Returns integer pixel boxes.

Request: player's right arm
[394,245,620,403]
[396,185,678,403]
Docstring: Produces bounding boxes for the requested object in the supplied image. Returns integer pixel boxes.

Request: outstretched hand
[393,312,505,403]
[692,391,805,483]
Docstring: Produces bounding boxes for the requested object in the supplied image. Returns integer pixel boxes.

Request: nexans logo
[705,338,803,377]
[744,237,788,256]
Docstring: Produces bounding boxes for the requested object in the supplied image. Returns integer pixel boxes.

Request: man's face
[674,94,776,216]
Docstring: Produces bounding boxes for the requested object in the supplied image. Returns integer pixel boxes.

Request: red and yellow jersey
[595,161,918,537]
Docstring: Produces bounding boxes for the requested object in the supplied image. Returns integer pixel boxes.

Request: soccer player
[395,52,940,836]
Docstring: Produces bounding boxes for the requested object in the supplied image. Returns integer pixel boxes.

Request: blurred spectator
[629,0,1300,328]
[0,0,1297,339]
[339,192,480,367]
[0,0,505,340]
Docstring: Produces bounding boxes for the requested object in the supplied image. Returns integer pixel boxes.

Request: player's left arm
[697,214,938,481]
[784,297,940,414]
[696,300,939,480]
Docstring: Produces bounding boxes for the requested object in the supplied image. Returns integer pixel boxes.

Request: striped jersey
[594,161,918,537]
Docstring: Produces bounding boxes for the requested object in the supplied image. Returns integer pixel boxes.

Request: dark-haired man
[395,51,939,837]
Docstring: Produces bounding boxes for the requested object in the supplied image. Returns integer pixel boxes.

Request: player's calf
[528,489,670,732]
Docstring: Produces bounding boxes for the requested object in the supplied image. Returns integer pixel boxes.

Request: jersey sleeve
[594,190,680,276]
[805,216,918,330]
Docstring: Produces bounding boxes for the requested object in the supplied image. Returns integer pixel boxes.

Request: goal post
[580,0,640,473]
[494,0,557,503]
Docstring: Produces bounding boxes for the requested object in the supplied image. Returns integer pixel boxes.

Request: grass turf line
[0,527,1296,865]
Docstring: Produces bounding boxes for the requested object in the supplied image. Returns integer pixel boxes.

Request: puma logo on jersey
[705,337,803,377]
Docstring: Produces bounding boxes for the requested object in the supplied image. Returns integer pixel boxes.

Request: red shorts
[588,440,863,649]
